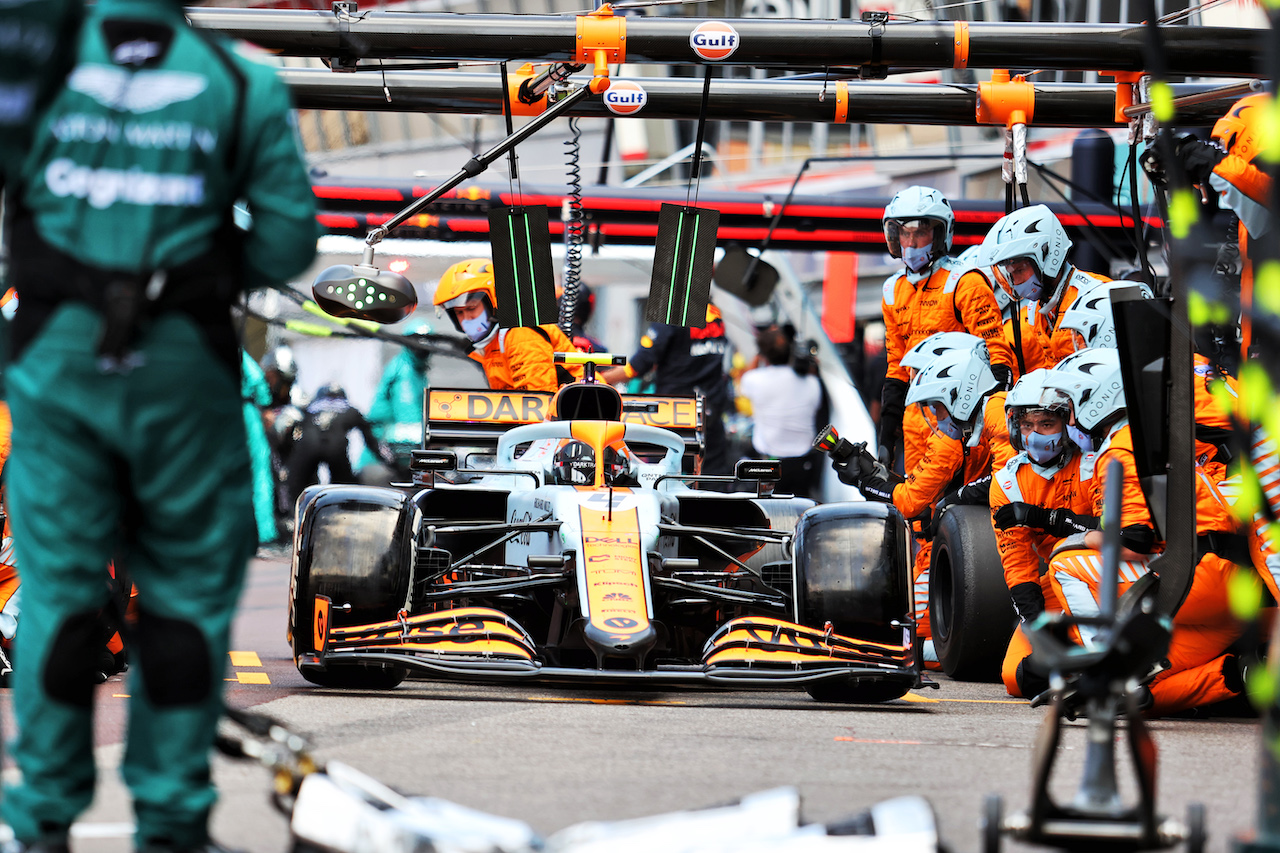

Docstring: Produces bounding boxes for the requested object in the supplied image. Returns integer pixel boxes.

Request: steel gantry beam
[190,7,1263,78]
[282,68,1245,127]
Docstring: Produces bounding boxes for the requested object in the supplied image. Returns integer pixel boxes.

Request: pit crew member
[878,186,1016,473]
[1041,349,1247,715]
[434,258,580,394]
[600,304,733,475]
[2,0,320,845]
[833,338,997,663]
[990,371,1097,698]
[979,205,1110,365]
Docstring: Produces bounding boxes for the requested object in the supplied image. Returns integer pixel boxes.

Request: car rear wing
[423,388,704,466]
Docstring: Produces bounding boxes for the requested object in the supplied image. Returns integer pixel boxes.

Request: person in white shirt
[739,327,825,499]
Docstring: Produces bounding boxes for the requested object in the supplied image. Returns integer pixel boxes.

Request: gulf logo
[689,21,740,61]
[604,80,648,116]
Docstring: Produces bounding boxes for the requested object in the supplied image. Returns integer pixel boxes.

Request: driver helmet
[978,205,1073,304]
[1005,368,1072,467]
[1041,348,1126,453]
[905,341,997,442]
[1058,279,1153,352]
[552,439,596,486]
[434,259,498,344]
[882,186,955,274]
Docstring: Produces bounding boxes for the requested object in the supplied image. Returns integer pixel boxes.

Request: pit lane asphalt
[9,554,1261,853]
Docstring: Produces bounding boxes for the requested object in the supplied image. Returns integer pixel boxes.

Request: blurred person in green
[241,351,279,548]
[1,1,319,850]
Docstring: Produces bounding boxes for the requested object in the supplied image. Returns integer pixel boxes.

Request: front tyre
[929,504,1015,681]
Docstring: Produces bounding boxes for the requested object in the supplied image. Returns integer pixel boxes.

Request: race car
[287,364,932,703]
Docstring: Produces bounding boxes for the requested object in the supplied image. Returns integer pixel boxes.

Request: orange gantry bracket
[976,68,1035,128]
[576,5,627,93]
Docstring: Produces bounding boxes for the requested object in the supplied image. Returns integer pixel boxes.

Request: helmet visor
[441,290,487,311]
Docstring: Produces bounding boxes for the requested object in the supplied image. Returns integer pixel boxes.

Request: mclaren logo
[1025,220,1042,233]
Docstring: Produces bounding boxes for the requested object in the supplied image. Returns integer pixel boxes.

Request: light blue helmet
[978,205,1073,303]
[1041,347,1126,433]
[901,332,985,373]
[882,186,954,262]
[1058,280,1153,351]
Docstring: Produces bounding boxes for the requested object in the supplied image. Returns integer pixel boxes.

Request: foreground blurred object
[218,706,944,853]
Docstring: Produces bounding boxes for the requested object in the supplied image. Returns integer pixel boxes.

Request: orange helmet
[1212,93,1272,166]
[434,259,497,311]
[434,259,497,333]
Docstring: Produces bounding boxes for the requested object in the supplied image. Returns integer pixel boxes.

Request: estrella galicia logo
[604,80,648,116]
[690,21,740,61]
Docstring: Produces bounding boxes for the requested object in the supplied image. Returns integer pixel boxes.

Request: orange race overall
[1046,423,1247,715]
[892,426,992,651]
[882,262,1015,474]
[472,325,580,393]
[991,448,1095,697]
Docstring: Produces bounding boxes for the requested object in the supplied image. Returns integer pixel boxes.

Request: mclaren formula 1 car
[288,367,932,703]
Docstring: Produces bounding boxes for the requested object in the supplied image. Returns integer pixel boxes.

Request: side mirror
[735,459,782,481]
[410,450,457,472]
[313,263,417,324]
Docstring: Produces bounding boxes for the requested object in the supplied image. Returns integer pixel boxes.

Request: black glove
[995,502,1099,537]
[858,474,896,503]
[1173,132,1226,187]
[878,378,908,463]
[1140,146,1168,189]
[991,364,1014,393]
[1009,581,1046,624]
[953,474,992,506]
[993,501,1050,531]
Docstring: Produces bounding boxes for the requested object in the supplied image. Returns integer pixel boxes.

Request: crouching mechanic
[434,258,579,393]
[2,0,320,848]
[833,337,997,665]
[990,371,1098,698]
[1041,349,1247,715]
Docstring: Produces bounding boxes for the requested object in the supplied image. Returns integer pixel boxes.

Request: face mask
[1067,423,1096,453]
[1025,428,1065,465]
[460,309,494,342]
[1012,270,1044,301]
[935,412,963,440]
[902,245,933,273]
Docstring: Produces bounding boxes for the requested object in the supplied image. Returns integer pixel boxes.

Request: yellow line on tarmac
[229,651,263,667]
[528,696,686,706]
[236,672,271,685]
[903,692,1027,705]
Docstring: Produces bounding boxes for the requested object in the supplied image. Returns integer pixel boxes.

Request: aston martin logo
[69,64,207,114]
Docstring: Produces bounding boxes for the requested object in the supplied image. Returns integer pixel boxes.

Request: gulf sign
[604,80,648,116]
[690,21,740,61]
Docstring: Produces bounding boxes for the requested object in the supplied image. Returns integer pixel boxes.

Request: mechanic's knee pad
[42,609,107,708]
[135,609,211,707]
